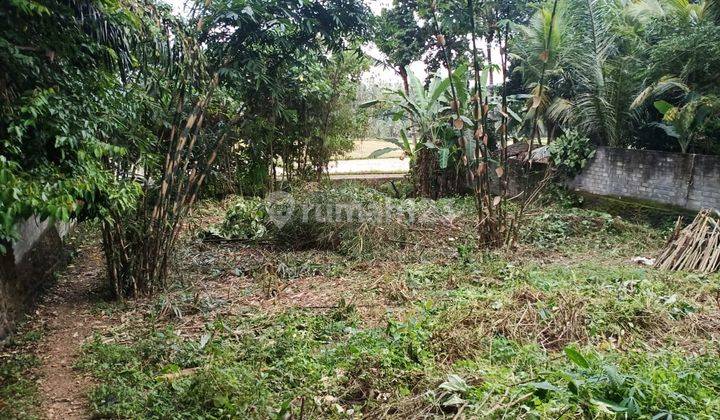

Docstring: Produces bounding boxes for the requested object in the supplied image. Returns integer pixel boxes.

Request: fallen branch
[655,209,720,273]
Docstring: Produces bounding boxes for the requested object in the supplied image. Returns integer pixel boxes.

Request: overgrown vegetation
[77,184,720,418]
[548,131,595,177]
[0,326,43,419]
[4,0,720,292]
[1,0,370,295]
[206,183,471,257]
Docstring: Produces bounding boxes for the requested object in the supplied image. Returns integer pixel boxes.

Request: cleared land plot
[58,184,720,419]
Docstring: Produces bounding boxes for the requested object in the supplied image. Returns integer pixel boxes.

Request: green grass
[79,186,720,418]
[0,327,43,419]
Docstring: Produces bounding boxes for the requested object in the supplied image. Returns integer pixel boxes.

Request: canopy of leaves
[512,0,720,154]
[374,0,427,74]
[0,0,195,249]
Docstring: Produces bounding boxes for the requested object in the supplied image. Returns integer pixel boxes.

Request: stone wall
[0,218,71,340]
[569,147,720,211]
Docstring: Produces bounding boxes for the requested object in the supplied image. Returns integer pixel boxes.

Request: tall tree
[514,0,641,146]
[0,0,193,253]
[196,0,371,191]
[375,0,427,94]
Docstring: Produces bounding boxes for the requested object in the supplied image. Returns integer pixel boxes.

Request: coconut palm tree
[626,0,710,25]
[513,0,571,140]
[516,0,641,146]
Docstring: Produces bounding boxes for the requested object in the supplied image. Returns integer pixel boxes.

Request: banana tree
[360,66,479,196]
[362,66,473,165]
[653,96,717,153]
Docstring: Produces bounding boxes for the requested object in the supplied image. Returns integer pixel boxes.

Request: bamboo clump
[654,209,720,273]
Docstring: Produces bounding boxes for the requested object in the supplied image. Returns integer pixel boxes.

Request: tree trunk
[399,65,410,96]
[486,40,494,88]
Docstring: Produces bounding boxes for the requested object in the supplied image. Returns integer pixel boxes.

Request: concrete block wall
[569,147,720,211]
[0,217,71,340]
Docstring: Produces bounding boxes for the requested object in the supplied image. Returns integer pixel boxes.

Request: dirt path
[35,241,105,419]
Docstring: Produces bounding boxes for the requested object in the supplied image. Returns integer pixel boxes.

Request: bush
[549,131,596,177]
[206,184,470,256]
[207,198,269,240]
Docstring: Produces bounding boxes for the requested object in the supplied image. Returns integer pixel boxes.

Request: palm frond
[547,97,574,126]
[705,0,720,22]
[560,0,624,144]
[625,0,666,23]
[518,0,569,82]
[630,76,689,109]
[626,0,708,24]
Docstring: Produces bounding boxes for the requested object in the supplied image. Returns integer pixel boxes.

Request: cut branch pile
[655,209,720,273]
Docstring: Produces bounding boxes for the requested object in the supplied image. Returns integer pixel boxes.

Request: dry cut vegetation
[29,183,720,418]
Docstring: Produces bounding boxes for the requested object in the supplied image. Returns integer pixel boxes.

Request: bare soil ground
[33,240,106,419]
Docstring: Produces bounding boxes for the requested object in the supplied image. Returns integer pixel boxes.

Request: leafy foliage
[80,308,438,418]
[513,0,720,153]
[366,67,472,197]
[521,207,613,249]
[549,130,596,176]
[208,183,466,257]
[198,0,372,191]
[374,0,427,94]
[653,96,720,153]
[0,0,177,250]
[643,21,720,93]
[208,198,268,240]
[1,0,371,295]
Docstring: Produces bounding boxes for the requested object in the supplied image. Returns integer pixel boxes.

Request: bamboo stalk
[655,209,720,274]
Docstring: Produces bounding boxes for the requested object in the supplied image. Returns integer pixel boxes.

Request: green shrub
[549,131,596,177]
[206,198,269,240]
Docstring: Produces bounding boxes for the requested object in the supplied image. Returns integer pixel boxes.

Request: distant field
[340,138,405,160]
[327,158,409,175]
[340,137,552,161]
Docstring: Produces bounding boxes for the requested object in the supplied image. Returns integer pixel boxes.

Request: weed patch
[81,304,444,418]
[0,327,43,419]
